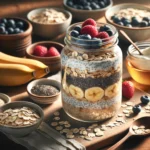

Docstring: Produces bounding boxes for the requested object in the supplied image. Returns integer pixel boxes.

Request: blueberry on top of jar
[66,0,111,10]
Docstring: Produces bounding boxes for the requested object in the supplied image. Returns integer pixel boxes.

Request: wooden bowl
[26,41,64,73]
[27,78,61,104]
[63,0,113,21]
[105,3,150,42]
[0,17,32,57]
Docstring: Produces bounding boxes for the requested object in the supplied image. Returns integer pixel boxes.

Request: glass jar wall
[61,23,122,122]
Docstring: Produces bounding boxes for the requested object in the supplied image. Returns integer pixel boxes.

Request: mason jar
[61,22,122,122]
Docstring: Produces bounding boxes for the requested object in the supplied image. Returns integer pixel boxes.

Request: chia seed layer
[62,90,121,109]
[63,71,121,90]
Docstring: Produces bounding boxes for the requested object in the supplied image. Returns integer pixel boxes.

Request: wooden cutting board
[11,80,150,150]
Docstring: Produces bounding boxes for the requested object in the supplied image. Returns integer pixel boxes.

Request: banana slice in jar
[85,87,104,102]
[105,83,119,98]
[69,85,84,99]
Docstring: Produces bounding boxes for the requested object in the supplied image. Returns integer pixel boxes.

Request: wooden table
[0,0,150,150]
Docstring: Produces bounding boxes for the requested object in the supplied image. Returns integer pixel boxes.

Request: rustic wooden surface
[0,0,150,150]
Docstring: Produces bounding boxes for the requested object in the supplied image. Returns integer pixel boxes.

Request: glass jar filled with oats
[61,22,122,122]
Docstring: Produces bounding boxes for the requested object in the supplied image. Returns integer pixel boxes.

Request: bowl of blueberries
[105,3,150,42]
[0,17,32,57]
[64,0,113,21]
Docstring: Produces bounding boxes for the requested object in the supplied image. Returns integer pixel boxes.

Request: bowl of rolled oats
[27,78,61,104]
[27,7,72,39]
[105,3,150,42]
[0,101,44,137]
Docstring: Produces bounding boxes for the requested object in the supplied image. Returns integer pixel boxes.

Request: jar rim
[65,22,118,50]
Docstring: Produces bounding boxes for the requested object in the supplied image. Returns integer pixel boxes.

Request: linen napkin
[7,122,86,150]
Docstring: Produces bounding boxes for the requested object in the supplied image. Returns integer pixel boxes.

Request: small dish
[63,0,113,21]
[0,101,44,137]
[26,41,64,73]
[27,7,72,39]
[0,93,11,107]
[27,78,61,104]
[105,3,150,42]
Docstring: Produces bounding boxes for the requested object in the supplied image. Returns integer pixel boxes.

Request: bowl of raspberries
[0,17,32,57]
[63,0,113,21]
[26,41,64,73]
[105,3,150,42]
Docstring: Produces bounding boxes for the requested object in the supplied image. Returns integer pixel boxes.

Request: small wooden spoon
[120,30,143,55]
[108,116,150,150]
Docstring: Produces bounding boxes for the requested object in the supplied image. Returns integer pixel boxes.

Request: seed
[79,127,86,131]
[64,121,69,124]
[126,102,133,106]
[51,122,58,126]
[101,127,107,131]
[95,131,104,137]
[54,117,60,121]
[23,121,30,125]
[132,125,138,130]
[65,124,71,128]
[123,110,130,114]
[82,130,88,135]
[82,54,88,60]
[66,134,74,139]
[126,106,133,110]
[72,51,78,57]
[118,114,123,117]
[94,128,101,133]
[121,104,127,108]
[88,133,95,138]
[62,128,70,133]
[138,125,145,129]
[59,121,65,125]
[84,136,92,141]
[72,128,79,134]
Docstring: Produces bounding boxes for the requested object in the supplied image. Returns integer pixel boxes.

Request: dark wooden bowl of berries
[26,41,64,74]
[105,3,150,42]
[0,17,32,57]
[63,0,113,21]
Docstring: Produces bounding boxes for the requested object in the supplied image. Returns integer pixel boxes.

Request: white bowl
[63,0,113,21]
[105,3,150,42]
[27,78,61,104]
[0,93,11,107]
[27,7,72,39]
[0,101,44,137]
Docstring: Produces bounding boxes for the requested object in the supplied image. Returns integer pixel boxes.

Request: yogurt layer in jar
[61,22,122,122]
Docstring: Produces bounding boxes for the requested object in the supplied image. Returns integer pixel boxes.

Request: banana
[69,84,84,99]
[85,87,104,102]
[0,63,35,86]
[0,52,49,78]
[105,83,119,98]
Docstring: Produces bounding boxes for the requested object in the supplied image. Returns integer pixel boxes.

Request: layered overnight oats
[61,19,122,122]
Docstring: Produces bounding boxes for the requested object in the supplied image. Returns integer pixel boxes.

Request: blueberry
[3,31,8,35]
[140,21,148,27]
[91,2,100,9]
[113,17,120,24]
[76,5,83,9]
[99,25,110,32]
[0,23,5,27]
[16,21,24,29]
[0,26,5,34]
[106,29,113,36]
[0,18,7,24]
[131,17,140,26]
[123,19,131,26]
[78,34,91,40]
[121,17,127,22]
[80,0,87,6]
[84,6,92,10]
[92,37,102,45]
[99,1,105,8]
[70,30,79,37]
[140,95,150,104]
[73,25,81,33]
[132,105,141,114]
[14,28,21,34]
[7,27,14,34]
[143,17,150,22]
[111,15,117,20]
[19,30,24,33]
[67,1,73,7]
[116,21,124,26]
[7,19,16,28]
[125,24,132,27]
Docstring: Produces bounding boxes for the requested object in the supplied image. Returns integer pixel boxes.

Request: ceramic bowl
[27,7,72,39]
[63,0,113,21]
[0,17,32,57]
[0,101,44,137]
[26,41,64,73]
[0,93,11,107]
[27,78,61,104]
[105,3,150,42]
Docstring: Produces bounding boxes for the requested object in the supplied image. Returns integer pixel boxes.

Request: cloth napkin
[7,122,86,150]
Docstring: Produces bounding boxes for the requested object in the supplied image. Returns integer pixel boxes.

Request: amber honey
[126,59,150,85]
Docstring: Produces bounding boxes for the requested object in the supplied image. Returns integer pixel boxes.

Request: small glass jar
[61,22,122,122]
[126,42,150,85]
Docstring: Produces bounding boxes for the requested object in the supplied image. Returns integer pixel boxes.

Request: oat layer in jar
[61,22,122,122]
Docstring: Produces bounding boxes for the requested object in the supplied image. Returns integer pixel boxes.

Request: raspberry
[33,45,47,57]
[81,25,98,38]
[96,31,109,39]
[45,47,60,57]
[82,18,97,27]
